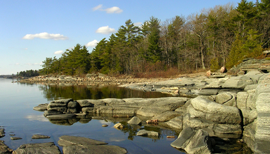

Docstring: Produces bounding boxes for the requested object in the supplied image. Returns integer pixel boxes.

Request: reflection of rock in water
[48,118,80,126]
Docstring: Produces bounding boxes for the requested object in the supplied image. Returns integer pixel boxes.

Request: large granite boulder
[13,142,60,154]
[189,97,241,124]
[171,127,212,154]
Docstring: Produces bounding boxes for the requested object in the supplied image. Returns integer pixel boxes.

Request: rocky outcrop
[31,69,270,153]
[0,128,4,138]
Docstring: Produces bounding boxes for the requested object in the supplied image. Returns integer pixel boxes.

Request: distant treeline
[17,70,39,77]
[39,0,270,76]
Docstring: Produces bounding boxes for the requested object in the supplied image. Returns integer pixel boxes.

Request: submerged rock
[32,134,50,139]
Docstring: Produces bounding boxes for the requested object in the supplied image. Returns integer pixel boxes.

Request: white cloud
[54,50,64,55]
[22,32,68,40]
[92,4,123,14]
[86,40,99,47]
[93,4,103,11]
[105,6,123,14]
[96,26,115,34]
[26,62,42,66]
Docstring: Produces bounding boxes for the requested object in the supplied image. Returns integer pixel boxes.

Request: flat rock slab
[32,134,50,139]
[137,130,159,137]
[33,103,48,111]
[58,135,107,147]
[58,136,127,154]
[0,140,12,154]
[63,145,127,154]
[13,142,60,154]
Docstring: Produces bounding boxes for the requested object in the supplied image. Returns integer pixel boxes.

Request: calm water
[0,78,183,154]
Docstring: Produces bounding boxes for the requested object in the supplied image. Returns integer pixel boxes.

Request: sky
[0,0,257,75]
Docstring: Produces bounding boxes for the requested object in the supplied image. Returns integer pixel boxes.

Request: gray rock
[0,140,12,154]
[13,142,60,154]
[189,97,241,124]
[171,127,212,154]
[32,134,50,139]
[77,99,105,107]
[127,116,142,125]
[137,107,168,117]
[244,84,258,91]
[47,98,72,108]
[183,114,242,139]
[67,101,78,108]
[222,76,254,89]
[151,111,182,122]
[236,92,248,109]
[33,103,48,111]
[215,92,236,106]
[241,109,257,125]
[165,116,183,130]
[136,130,159,137]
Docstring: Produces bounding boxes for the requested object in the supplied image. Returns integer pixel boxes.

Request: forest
[38,0,270,77]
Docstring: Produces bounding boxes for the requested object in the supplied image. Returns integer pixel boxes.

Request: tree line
[39,0,270,77]
[17,70,39,77]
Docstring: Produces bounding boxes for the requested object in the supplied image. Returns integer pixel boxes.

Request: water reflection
[42,113,179,142]
[34,84,171,101]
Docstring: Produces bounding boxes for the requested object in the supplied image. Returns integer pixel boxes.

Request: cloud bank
[22,32,68,40]
[54,50,64,55]
[92,4,123,14]
[96,26,115,34]
[86,40,99,47]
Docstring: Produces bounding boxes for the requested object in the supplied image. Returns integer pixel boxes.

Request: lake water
[0,78,183,154]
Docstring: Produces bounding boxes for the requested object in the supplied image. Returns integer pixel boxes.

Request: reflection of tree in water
[38,85,171,101]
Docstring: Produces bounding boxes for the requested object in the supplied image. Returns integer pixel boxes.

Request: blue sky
[0,0,257,75]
